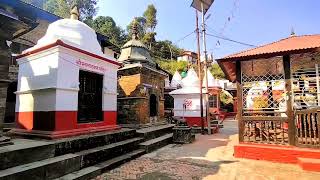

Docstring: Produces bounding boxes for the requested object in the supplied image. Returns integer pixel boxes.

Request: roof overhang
[217,47,320,82]
[0,9,31,39]
[16,40,121,66]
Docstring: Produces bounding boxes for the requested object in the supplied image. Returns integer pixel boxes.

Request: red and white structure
[169,68,207,127]
[12,13,120,139]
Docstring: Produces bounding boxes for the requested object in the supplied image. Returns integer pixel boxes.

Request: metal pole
[201,2,211,134]
[195,10,205,134]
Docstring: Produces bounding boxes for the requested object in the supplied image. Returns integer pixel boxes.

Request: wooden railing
[295,108,320,148]
[242,116,289,145]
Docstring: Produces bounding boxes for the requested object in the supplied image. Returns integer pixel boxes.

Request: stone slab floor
[95,119,320,180]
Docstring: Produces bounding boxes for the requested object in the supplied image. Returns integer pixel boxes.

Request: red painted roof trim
[16,40,121,66]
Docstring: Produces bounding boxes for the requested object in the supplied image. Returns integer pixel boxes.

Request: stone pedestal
[172,126,195,144]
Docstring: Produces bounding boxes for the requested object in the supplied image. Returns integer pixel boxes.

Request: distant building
[177,50,215,64]
[177,51,197,64]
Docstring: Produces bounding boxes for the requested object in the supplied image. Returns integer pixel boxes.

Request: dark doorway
[4,81,17,123]
[78,70,103,123]
[150,94,158,117]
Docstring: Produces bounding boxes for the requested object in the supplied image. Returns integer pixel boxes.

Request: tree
[44,0,98,22]
[210,63,225,79]
[143,4,157,32]
[142,4,157,48]
[44,0,69,18]
[155,59,187,75]
[153,40,182,60]
[142,32,156,48]
[92,16,127,46]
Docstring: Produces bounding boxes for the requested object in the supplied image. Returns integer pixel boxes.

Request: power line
[174,30,196,45]
[206,33,256,47]
[218,0,240,36]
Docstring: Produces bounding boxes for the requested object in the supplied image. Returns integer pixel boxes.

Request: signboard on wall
[184,99,192,109]
[76,59,106,73]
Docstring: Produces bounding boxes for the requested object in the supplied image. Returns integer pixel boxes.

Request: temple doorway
[77,70,103,123]
[4,81,17,124]
[149,94,158,118]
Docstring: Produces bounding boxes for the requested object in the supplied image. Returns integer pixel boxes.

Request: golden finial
[70,6,79,20]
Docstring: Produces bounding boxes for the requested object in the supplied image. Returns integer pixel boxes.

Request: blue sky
[97,0,320,58]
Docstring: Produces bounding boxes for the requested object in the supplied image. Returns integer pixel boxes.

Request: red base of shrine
[184,117,208,127]
[234,143,320,172]
[12,111,119,139]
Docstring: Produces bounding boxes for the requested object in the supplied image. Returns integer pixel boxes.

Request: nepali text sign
[76,59,106,73]
[184,99,192,109]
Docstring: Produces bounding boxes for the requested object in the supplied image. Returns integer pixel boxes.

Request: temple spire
[70,6,80,20]
[132,18,139,40]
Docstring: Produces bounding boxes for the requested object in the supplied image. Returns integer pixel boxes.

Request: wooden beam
[283,54,295,145]
[242,116,288,121]
[236,61,244,142]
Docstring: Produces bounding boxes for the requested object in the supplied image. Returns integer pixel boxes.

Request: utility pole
[195,10,204,134]
[201,2,211,134]
[192,0,214,135]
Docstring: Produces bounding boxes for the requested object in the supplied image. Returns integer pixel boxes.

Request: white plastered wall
[171,94,206,117]
[16,47,59,112]
[16,46,119,112]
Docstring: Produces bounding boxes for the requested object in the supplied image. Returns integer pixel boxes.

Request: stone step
[54,128,136,156]
[136,124,174,141]
[0,154,81,180]
[139,133,173,153]
[76,137,144,168]
[298,157,320,172]
[0,139,55,170]
[56,149,145,180]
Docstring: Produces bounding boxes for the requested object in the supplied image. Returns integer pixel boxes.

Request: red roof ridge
[16,40,121,66]
[220,34,320,60]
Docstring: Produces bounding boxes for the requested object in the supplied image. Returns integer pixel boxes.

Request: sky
[97,0,320,59]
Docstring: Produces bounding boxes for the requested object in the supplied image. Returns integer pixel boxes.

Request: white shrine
[12,7,120,139]
[169,68,207,127]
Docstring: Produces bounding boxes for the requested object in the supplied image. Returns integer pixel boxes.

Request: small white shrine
[169,68,207,127]
[12,7,120,139]
[170,71,182,88]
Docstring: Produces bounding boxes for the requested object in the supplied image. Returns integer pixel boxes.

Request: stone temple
[117,20,168,126]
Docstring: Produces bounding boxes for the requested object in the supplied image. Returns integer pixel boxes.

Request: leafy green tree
[143,4,157,32]
[142,32,156,48]
[44,0,69,18]
[92,16,127,46]
[142,4,157,48]
[153,40,182,60]
[210,63,225,79]
[44,0,98,22]
[155,59,187,75]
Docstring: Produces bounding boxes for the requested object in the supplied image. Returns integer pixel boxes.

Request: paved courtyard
[96,119,320,180]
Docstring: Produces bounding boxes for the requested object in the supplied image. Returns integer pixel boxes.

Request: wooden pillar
[236,61,244,142]
[283,55,295,145]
